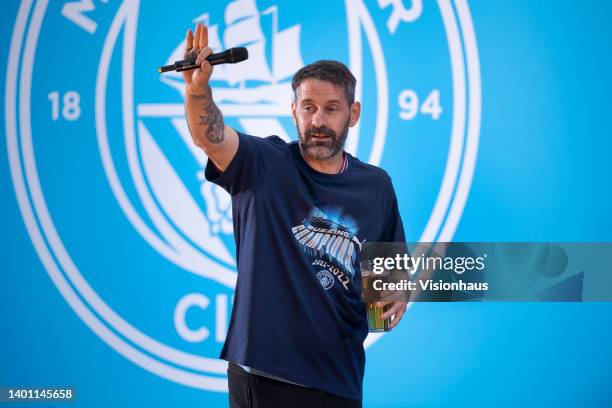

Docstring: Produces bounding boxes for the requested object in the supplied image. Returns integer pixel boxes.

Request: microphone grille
[229,47,249,63]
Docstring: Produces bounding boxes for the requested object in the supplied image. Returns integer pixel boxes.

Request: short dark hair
[291,60,357,105]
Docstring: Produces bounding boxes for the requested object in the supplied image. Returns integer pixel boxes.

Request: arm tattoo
[190,92,225,144]
[190,94,208,101]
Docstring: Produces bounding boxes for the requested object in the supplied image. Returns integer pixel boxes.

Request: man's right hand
[183,22,238,172]
[183,23,213,90]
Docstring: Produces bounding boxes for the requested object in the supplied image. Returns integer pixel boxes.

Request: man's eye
[326,107,338,113]
[304,105,313,112]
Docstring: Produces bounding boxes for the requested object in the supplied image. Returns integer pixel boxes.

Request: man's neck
[299,147,345,175]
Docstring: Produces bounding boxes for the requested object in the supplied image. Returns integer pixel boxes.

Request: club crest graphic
[7,0,481,392]
[317,270,335,290]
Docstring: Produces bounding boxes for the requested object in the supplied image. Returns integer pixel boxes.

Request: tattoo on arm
[190,92,225,144]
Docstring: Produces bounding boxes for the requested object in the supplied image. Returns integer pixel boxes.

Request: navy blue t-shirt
[205,132,405,400]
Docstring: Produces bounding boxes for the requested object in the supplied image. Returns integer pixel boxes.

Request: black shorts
[227,362,362,408]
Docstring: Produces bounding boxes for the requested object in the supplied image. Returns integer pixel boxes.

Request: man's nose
[311,110,326,128]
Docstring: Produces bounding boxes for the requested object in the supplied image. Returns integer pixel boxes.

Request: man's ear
[291,101,297,125]
[349,101,361,127]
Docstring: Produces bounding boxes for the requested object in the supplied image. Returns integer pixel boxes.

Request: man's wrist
[186,83,211,97]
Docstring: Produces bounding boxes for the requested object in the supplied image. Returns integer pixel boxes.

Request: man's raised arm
[183,23,238,172]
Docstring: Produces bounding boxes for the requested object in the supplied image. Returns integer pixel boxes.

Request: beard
[297,117,351,161]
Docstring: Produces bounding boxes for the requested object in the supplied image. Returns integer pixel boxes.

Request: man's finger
[388,305,406,329]
[380,303,401,320]
[200,24,208,48]
[380,289,402,303]
[196,47,212,66]
[193,23,200,49]
[381,302,407,321]
[186,29,193,50]
[379,289,394,299]
[374,290,399,307]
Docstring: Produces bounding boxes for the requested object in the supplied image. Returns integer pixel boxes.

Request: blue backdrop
[2,0,611,407]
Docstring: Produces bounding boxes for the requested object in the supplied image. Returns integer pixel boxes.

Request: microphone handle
[175,63,199,72]
[158,54,228,73]
[176,59,225,72]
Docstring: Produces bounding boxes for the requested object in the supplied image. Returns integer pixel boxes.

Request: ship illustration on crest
[161,0,304,115]
[128,0,305,288]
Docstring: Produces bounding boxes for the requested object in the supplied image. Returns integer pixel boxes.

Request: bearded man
[183,23,407,408]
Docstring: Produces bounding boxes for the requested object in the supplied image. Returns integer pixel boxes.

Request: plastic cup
[360,260,391,332]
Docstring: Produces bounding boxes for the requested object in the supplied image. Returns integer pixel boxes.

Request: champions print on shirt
[291,208,366,291]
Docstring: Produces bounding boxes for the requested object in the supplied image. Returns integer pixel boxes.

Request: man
[183,23,407,407]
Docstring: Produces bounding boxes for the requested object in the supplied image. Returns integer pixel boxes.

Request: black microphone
[157,47,249,73]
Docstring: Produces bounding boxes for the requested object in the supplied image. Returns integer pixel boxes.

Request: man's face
[291,79,360,161]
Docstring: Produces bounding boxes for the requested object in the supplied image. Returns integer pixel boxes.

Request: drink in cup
[360,260,391,332]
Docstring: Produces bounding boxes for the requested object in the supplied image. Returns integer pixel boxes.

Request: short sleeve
[379,176,406,242]
[204,131,264,195]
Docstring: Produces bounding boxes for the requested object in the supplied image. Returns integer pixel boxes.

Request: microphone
[157,47,249,73]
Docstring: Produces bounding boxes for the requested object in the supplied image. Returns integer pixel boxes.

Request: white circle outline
[6,0,481,390]
[7,0,228,391]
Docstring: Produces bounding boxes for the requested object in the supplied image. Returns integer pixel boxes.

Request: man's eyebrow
[299,98,342,104]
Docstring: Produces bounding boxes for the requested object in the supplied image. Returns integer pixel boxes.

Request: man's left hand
[377,301,408,329]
